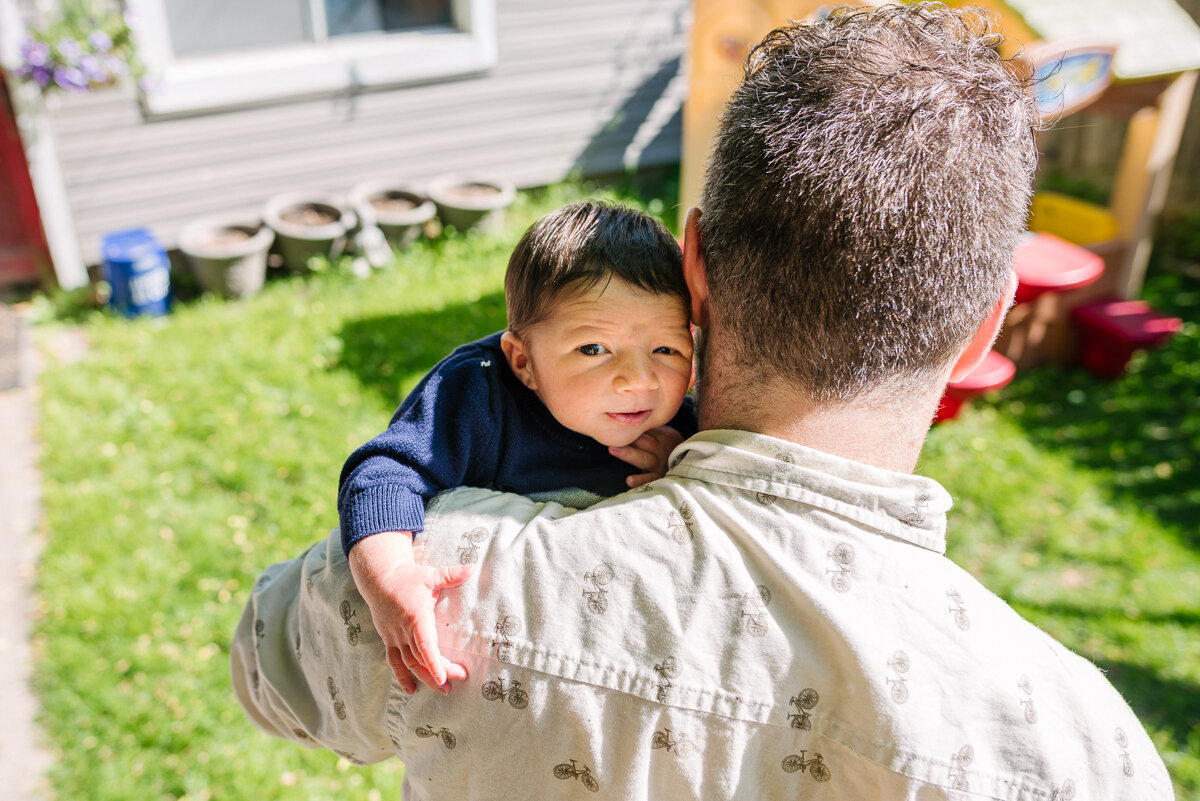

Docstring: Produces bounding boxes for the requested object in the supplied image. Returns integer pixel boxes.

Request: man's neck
[695,350,945,474]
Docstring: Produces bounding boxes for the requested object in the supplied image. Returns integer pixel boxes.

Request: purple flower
[88,30,113,52]
[105,54,128,76]
[58,37,83,64]
[20,39,51,68]
[79,54,109,82]
[31,65,54,88]
[53,65,88,91]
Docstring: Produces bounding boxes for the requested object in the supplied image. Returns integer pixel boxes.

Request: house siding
[44,0,691,264]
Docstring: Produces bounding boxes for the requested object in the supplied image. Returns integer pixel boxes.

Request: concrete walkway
[0,304,52,800]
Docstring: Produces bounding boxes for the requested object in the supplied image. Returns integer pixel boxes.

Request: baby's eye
[579,344,608,356]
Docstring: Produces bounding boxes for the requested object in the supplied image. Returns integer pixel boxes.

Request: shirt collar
[669,430,951,553]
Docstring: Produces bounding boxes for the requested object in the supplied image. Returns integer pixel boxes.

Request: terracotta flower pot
[178,215,274,298]
[263,192,356,272]
[426,175,515,233]
[348,180,436,251]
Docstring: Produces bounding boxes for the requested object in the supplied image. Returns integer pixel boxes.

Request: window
[135,0,496,115]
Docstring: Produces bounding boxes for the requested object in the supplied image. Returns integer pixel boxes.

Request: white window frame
[133,0,496,116]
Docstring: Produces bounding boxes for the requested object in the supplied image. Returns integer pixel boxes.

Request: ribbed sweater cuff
[340,487,427,556]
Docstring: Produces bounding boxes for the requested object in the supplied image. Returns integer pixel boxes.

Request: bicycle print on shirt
[582,563,614,615]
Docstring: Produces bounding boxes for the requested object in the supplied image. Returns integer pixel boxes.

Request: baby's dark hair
[505,200,686,335]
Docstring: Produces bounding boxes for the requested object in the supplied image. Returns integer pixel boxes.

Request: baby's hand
[609,425,685,488]
[347,530,473,694]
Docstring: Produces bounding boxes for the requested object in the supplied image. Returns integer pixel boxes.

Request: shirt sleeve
[336,349,502,555]
[231,528,399,766]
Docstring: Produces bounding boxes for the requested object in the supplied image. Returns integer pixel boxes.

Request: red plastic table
[1003,232,1106,365]
[934,349,1017,423]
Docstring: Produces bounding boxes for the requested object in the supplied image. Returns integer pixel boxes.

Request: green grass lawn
[32,174,1199,800]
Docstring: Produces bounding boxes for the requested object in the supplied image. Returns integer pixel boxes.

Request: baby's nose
[615,352,659,391]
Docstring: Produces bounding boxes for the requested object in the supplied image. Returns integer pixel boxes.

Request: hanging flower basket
[13,1,143,96]
[178,215,274,299]
[426,175,515,234]
[262,192,356,272]
[348,180,436,251]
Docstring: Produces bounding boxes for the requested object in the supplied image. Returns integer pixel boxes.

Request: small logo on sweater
[480,360,492,367]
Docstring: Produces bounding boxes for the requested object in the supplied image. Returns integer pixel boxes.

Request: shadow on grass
[997,263,1200,548]
[335,289,508,405]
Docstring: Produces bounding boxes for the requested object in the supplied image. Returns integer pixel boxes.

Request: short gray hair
[700,2,1039,400]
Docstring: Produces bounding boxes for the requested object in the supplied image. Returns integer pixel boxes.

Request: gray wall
[44,0,690,264]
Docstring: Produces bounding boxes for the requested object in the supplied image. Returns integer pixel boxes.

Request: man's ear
[682,207,710,328]
[949,268,1019,383]
[500,331,538,391]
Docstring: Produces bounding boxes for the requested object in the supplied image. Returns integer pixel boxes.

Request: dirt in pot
[439,183,502,203]
[202,227,254,250]
[371,193,419,214]
[280,204,341,226]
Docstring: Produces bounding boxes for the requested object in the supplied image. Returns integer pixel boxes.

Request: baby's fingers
[428,563,474,592]
[411,609,448,688]
[609,440,658,471]
[626,471,660,489]
[400,644,448,695]
[387,646,416,695]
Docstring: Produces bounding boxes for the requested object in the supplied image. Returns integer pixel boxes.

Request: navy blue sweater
[337,332,698,555]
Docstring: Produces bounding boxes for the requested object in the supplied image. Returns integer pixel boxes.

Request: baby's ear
[500,331,538,391]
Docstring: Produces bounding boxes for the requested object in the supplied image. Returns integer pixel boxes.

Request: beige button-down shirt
[233,430,1172,800]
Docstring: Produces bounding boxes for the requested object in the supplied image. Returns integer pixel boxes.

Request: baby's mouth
[607,410,652,425]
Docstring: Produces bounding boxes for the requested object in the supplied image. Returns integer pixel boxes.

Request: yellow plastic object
[1029,191,1120,246]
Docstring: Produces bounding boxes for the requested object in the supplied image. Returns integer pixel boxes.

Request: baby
[338,200,697,692]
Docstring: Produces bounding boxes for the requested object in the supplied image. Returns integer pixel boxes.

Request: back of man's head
[699,2,1038,401]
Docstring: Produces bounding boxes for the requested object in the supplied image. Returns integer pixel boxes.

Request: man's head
[697,2,1039,402]
[501,201,694,447]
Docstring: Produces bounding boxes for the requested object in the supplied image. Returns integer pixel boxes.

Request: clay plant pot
[426,174,516,233]
[263,191,356,272]
[178,215,274,299]
[348,180,437,251]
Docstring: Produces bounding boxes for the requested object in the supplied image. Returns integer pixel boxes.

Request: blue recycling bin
[101,228,171,317]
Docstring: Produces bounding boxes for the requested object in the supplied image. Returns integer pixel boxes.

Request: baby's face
[508,279,694,448]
